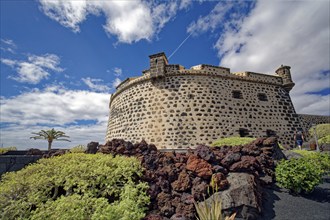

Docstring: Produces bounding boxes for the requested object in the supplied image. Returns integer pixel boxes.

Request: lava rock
[186,155,213,179]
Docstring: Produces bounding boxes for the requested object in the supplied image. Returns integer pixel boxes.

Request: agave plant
[30,128,70,151]
[194,197,236,220]
[194,178,236,220]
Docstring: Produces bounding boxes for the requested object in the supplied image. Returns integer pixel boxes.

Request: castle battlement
[107,52,302,149]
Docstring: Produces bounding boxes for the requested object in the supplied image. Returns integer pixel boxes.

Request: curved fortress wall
[106,52,302,149]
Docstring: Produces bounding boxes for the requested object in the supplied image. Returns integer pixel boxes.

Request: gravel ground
[257,176,330,220]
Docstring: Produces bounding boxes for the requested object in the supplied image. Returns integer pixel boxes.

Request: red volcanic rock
[171,171,191,192]
[175,203,195,220]
[98,138,281,220]
[143,214,163,220]
[86,142,99,154]
[211,173,229,191]
[229,155,261,173]
[191,177,208,201]
[221,152,241,167]
[186,155,212,179]
[194,144,216,162]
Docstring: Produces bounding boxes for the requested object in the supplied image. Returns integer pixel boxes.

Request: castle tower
[276,65,295,92]
[149,52,168,78]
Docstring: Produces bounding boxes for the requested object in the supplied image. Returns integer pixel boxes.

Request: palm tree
[30,128,71,151]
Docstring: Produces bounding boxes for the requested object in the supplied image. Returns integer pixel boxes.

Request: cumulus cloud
[82,77,110,92]
[38,0,189,43]
[1,54,63,84]
[0,86,110,149]
[189,1,330,115]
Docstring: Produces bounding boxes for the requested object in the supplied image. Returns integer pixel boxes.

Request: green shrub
[0,146,17,154]
[309,124,330,141]
[0,153,149,220]
[290,150,330,171]
[69,144,86,153]
[275,157,325,194]
[319,134,330,145]
[212,137,255,147]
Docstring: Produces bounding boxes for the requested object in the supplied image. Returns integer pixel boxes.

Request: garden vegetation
[0,146,17,154]
[0,153,149,220]
[275,152,330,194]
[212,137,255,147]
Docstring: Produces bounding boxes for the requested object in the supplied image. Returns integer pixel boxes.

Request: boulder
[171,171,191,192]
[210,173,229,191]
[86,142,99,154]
[205,173,261,220]
[221,152,241,167]
[229,155,261,173]
[191,177,209,201]
[194,144,216,162]
[186,155,212,179]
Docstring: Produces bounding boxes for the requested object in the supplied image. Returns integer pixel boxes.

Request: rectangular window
[232,90,243,99]
[239,128,249,137]
[258,93,268,101]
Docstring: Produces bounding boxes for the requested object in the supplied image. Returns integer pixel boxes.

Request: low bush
[69,144,86,153]
[0,153,149,220]
[290,150,330,171]
[319,134,330,145]
[212,137,255,147]
[308,124,330,140]
[0,146,17,154]
[275,157,325,194]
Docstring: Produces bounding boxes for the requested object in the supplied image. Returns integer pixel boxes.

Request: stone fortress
[106,52,329,149]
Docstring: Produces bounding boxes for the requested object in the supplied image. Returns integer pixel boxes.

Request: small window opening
[258,93,268,101]
[187,93,194,99]
[266,129,276,137]
[239,128,249,137]
[232,90,243,99]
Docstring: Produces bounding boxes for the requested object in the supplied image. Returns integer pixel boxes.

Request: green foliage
[69,144,86,153]
[290,150,330,171]
[212,137,255,147]
[275,157,325,194]
[309,124,330,140]
[319,134,330,145]
[0,146,17,154]
[0,153,149,220]
[194,197,236,220]
[194,178,236,220]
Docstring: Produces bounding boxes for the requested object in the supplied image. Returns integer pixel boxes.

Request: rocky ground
[86,137,286,220]
[24,139,329,220]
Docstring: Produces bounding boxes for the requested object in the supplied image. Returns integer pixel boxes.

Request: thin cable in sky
[168,32,193,60]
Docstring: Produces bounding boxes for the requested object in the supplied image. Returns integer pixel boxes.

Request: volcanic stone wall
[106,53,302,149]
[298,114,330,133]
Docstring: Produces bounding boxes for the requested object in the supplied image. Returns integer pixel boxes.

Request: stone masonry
[106,52,328,149]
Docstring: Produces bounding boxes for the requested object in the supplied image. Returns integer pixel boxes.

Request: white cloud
[0,86,111,149]
[82,77,110,92]
[38,0,187,43]
[113,67,122,76]
[1,38,17,53]
[112,78,122,89]
[187,1,252,36]
[1,54,63,84]
[190,1,330,115]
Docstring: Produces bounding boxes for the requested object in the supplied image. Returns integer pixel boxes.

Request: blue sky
[1,0,329,150]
